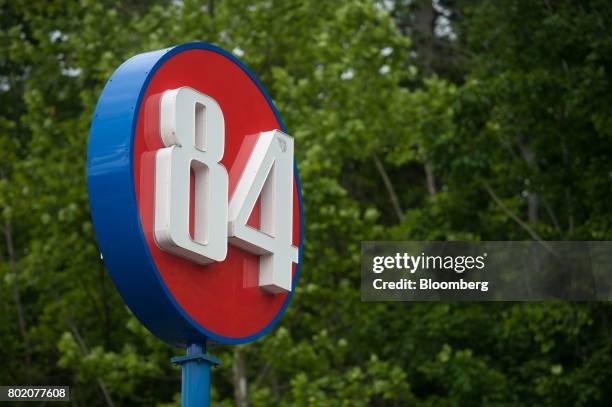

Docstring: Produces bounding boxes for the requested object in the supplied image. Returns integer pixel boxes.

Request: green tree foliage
[1,0,611,405]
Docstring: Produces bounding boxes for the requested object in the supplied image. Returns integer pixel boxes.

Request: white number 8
[154,87,298,293]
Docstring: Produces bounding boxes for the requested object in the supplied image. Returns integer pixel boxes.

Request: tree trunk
[413,1,437,76]
[518,138,539,223]
[424,160,437,196]
[415,2,439,196]
[233,347,249,407]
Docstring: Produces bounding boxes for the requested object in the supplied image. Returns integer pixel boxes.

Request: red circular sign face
[132,49,301,340]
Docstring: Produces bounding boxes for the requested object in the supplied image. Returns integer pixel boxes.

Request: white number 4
[154,86,298,293]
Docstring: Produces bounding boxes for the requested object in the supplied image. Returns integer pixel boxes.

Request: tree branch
[3,220,32,381]
[53,290,115,407]
[482,181,552,252]
[372,153,404,222]
[65,319,115,407]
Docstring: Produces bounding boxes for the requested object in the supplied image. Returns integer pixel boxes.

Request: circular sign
[87,43,303,346]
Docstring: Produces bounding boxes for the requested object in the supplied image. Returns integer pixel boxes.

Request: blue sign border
[87,42,304,347]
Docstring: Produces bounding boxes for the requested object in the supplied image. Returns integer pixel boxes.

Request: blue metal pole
[171,342,220,406]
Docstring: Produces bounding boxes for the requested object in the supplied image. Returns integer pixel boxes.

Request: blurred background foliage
[1,0,612,405]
